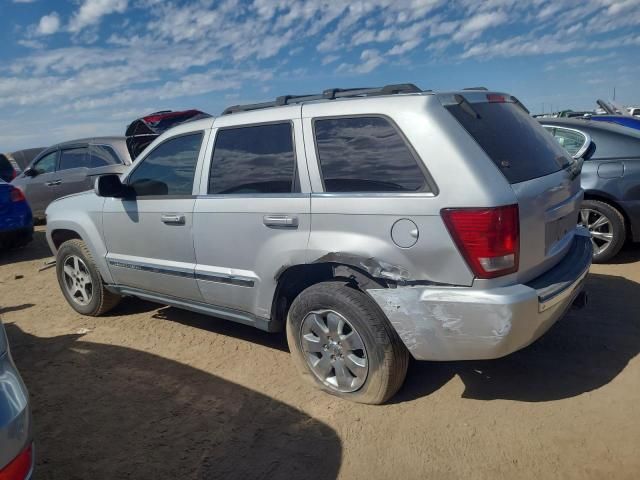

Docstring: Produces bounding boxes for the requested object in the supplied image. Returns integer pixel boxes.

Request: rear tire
[56,239,121,316]
[579,200,626,263]
[286,281,409,404]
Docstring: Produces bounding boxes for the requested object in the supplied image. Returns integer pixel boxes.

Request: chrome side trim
[107,259,193,278]
[106,257,256,288]
[195,271,255,288]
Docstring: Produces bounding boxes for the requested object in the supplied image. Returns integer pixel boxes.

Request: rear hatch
[441,91,583,282]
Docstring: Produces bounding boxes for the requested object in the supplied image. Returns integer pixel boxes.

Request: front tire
[579,200,626,263]
[56,239,121,316]
[286,281,409,404]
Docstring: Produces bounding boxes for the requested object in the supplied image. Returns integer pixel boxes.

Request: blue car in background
[0,180,33,250]
[589,99,640,131]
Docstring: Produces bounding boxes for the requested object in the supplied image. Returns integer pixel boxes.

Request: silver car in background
[12,137,132,221]
[0,321,33,479]
[45,84,592,404]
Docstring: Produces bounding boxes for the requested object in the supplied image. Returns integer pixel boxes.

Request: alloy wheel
[300,309,368,393]
[579,208,614,256]
[62,255,94,306]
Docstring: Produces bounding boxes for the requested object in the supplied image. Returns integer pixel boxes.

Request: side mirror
[94,174,132,198]
[23,167,38,177]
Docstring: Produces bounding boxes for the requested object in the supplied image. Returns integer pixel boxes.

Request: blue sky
[1,0,639,151]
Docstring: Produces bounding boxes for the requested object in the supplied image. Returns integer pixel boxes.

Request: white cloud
[387,39,421,56]
[35,12,61,36]
[453,11,508,42]
[337,49,384,74]
[68,0,128,33]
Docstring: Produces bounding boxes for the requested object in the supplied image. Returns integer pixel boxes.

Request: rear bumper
[0,351,32,474]
[368,229,592,361]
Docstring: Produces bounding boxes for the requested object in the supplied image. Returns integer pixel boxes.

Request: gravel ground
[1,227,639,479]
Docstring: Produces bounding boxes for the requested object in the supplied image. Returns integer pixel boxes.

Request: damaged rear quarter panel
[306,208,474,286]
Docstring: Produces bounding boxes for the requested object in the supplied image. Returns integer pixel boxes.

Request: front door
[193,112,311,321]
[103,131,208,301]
[21,150,59,217]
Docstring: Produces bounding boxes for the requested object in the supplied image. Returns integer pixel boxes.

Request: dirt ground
[1,227,639,480]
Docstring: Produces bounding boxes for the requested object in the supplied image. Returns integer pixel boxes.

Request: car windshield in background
[445,100,570,184]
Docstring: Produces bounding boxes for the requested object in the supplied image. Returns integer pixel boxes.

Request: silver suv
[46,85,592,404]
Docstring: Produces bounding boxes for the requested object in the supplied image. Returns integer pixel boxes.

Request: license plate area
[545,213,578,253]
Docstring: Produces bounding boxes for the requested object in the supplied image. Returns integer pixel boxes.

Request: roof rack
[221,83,423,115]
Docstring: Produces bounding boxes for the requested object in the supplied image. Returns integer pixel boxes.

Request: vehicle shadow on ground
[5,324,342,480]
[606,243,640,265]
[394,273,640,403]
[0,230,52,266]
[151,305,290,353]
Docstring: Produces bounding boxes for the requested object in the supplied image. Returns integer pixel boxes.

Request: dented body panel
[368,230,591,360]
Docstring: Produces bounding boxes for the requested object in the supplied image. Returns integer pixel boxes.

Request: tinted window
[90,145,122,168]
[314,117,426,193]
[59,147,89,171]
[0,155,14,182]
[446,102,570,184]
[545,127,588,157]
[209,123,296,194]
[34,151,57,174]
[128,132,203,196]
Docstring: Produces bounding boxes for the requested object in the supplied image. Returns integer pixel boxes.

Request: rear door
[56,144,92,198]
[192,107,310,320]
[88,144,128,181]
[442,93,582,282]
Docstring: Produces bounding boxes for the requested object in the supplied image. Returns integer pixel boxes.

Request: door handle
[45,180,61,186]
[263,215,299,228]
[161,214,186,225]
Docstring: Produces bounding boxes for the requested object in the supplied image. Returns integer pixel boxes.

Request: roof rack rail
[463,86,488,91]
[222,83,422,115]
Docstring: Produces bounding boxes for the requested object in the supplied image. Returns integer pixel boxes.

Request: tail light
[11,169,17,180]
[10,187,26,203]
[0,443,32,480]
[442,204,519,279]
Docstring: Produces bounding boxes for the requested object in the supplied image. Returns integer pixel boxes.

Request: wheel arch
[269,261,389,332]
[583,190,631,240]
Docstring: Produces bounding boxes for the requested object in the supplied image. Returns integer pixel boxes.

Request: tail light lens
[10,187,26,203]
[442,204,519,279]
[0,443,32,480]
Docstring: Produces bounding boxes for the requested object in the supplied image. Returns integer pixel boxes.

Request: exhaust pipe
[572,291,588,310]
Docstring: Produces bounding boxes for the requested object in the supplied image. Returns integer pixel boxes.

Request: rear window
[445,101,570,184]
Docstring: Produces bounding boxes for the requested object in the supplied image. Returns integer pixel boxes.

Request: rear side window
[445,102,570,184]
[90,145,122,168]
[59,147,89,171]
[314,117,426,193]
[543,127,588,157]
[208,123,296,194]
[128,132,203,196]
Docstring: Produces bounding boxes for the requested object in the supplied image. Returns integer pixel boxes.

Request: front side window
[33,151,57,174]
[314,116,427,193]
[546,127,588,157]
[208,123,296,194]
[128,132,203,196]
[59,147,90,171]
